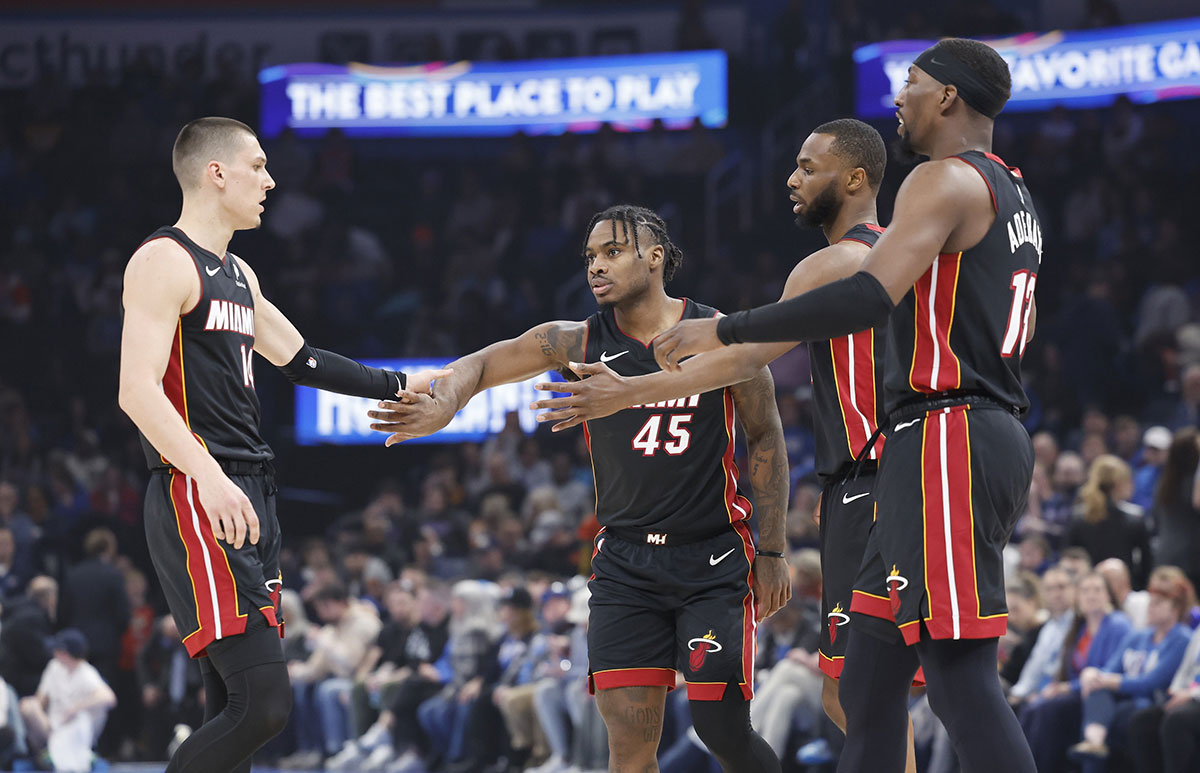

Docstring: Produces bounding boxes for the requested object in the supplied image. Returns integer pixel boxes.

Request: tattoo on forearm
[737,372,789,550]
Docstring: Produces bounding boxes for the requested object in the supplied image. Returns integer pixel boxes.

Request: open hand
[652,318,722,371]
[368,392,456,446]
[196,472,259,548]
[530,361,631,432]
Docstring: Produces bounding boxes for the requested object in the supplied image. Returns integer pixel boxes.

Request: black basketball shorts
[587,522,757,701]
[817,468,877,679]
[850,404,1033,645]
[144,466,284,658]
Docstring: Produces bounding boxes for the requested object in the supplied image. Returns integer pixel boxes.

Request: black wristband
[716,313,745,346]
[755,549,786,559]
[280,343,406,400]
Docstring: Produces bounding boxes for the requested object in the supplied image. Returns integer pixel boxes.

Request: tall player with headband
[652,39,1042,772]
[119,117,448,773]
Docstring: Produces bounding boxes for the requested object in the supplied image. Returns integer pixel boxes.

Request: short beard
[793,180,841,230]
[894,130,925,165]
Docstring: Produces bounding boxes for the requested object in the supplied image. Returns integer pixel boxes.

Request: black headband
[912,47,1008,119]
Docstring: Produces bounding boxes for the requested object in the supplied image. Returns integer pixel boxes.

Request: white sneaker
[384,749,426,773]
[359,721,390,750]
[362,743,397,772]
[325,742,366,771]
[528,755,570,773]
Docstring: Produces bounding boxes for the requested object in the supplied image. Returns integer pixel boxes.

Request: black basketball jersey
[809,223,886,482]
[582,299,753,537]
[134,226,272,470]
[884,151,1042,414]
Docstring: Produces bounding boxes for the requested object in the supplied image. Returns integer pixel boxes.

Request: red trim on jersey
[838,236,874,248]
[850,590,894,621]
[819,651,844,679]
[719,389,753,524]
[908,253,963,394]
[952,155,998,213]
[589,667,676,693]
[169,473,247,657]
[920,406,1007,642]
[982,151,1022,178]
[685,682,729,701]
[829,330,884,460]
[733,518,756,700]
[613,298,689,349]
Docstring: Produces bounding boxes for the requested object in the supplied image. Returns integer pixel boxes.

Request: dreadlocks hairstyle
[582,204,684,285]
[811,118,887,189]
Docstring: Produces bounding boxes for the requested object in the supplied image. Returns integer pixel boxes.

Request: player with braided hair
[369,205,789,772]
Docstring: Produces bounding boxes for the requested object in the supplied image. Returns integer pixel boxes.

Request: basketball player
[651,39,1041,773]
[118,117,448,773]
[369,205,788,772]
[525,119,917,770]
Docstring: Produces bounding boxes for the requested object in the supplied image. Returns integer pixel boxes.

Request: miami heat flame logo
[827,603,850,645]
[687,630,723,671]
[886,564,909,616]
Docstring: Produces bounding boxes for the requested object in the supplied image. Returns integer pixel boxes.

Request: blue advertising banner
[855,17,1200,117]
[260,50,727,137]
[294,359,565,445]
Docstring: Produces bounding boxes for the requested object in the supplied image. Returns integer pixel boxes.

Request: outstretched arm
[368,320,588,444]
[529,242,869,431]
[238,258,449,396]
[731,368,791,622]
[654,159,996,369]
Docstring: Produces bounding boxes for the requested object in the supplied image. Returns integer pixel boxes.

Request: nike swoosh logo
[842,492,870,504]
[600,351,628,363]
[205,265,222,276]
[709,548,737,566]
[894,418,921,432]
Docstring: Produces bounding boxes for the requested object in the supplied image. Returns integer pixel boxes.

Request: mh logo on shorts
[827,603,850,645]
[886,564,909,616]
[687,630,723,671]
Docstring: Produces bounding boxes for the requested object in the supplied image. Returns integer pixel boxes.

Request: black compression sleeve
[716,270,894,345]
[279,343,406,399]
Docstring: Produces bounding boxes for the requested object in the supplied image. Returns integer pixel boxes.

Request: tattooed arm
[731,367,792,621]
[368,320,588,443]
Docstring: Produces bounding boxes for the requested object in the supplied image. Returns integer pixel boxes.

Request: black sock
[916,636,1035,773]
[689,687,781,773]
[836,621,920,773]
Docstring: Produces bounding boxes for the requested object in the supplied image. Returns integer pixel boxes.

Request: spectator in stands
[19,629,116,773]
[1019,570,1132,771]
[59,528,130,692]
[1010,567,1077,705]
[492,585,553,771]
[1068,567,1194,769]
[136,615,202,761]
[0,575,57,697]
[282,581,382,770]
[0,526,28,601]
[1098,558,1151,629]
[1042,452,1087,549]
[1069,455,1153,588]
[750,548,824,758]
[1059,547,1095,584]
[1153,427,1200,592]
[1000,572,1045,692]
[339,581,452,771]
[1168,364,1200,431]
[1128,620,1200,773]
[416,580,500,771]
[1134,426,1173,510]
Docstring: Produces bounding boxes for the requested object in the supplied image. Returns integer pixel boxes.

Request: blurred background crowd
[2,0,1200,770]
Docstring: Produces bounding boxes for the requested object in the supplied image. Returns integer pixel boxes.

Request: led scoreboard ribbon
[854,17,1200,117]
[260,50,727,137]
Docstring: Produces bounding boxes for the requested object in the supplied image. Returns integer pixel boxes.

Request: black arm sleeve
[716,270,895,345]
[278,343,406,399]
